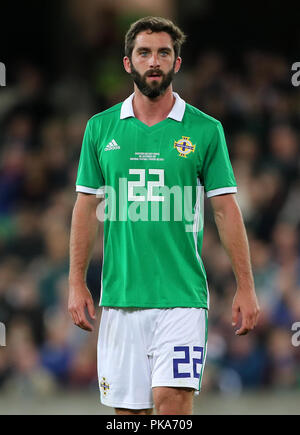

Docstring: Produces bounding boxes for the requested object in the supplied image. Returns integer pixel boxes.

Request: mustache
[129,62,175,99]
[145,69,164,77]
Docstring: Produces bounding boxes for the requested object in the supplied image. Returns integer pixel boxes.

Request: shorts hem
[101,399,154,410]
[151,381,199,390]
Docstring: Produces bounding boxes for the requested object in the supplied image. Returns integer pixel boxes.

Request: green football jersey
[76,92,237,308]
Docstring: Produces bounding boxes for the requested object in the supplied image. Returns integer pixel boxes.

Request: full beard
[130,62,175,99]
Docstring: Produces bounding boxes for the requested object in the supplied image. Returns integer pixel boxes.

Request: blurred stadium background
[0,0,300,415]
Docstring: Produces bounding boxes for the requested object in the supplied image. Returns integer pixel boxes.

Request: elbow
[213,196,242,225]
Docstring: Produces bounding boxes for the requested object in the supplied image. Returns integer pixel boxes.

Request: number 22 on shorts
[173,346,203,378]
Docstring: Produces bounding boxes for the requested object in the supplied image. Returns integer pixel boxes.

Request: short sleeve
[76,120,105,195]
[202,122,237,198]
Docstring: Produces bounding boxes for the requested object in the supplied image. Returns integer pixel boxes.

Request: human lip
[146,71,162,78]
[147,75,162,81]
[146,72,162,80]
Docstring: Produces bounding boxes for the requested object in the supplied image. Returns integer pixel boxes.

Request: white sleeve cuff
[206,186,237,198]
[76,185,105,196]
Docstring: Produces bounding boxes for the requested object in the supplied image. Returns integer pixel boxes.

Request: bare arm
[68,192,102,331]
[210,194,260,335]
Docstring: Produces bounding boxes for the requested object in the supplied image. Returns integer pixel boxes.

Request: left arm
[210,193,260,335]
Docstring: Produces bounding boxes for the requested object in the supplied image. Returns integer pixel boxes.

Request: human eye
[139,50,149,57]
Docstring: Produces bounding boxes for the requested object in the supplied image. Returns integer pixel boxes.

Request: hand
[232,288,260,336]
[68,283,96,332]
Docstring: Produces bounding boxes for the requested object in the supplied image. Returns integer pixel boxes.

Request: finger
[236,325,249,336]
[252,313,258,329]
[78,320,93,332]
[86,297,96,320]
[77,311,93,331]
[235,316,250,335]
[236,316,252,335]
[248,312,259,330]
[69,308,79,326]
[232,305,239,327]
[72,305,93,331]
[246,314,255,330]
[255,308,260,326]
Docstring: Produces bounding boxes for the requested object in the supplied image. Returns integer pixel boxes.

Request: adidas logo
[104,139,120,151]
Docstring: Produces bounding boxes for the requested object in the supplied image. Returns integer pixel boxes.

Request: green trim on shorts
[198,308,208,391]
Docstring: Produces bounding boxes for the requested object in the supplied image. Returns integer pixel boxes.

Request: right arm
[68,192,102,331]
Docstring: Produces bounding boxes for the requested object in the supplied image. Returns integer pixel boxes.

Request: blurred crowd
[0,18,300,400]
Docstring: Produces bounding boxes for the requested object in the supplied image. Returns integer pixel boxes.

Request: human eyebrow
[136,47,151,53]
[159,47,172,53]
[135,47,172,54]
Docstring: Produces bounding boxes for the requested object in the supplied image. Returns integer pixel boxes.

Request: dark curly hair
[125,16,186,60]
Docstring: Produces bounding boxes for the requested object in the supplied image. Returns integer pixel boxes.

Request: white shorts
[97,307,208,410]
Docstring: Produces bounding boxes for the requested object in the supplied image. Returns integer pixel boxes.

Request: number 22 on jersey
[128,169,164,202]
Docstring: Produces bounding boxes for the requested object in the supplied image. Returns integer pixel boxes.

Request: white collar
[120,92,186,122]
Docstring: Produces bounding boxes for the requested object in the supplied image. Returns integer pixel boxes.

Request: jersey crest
[174,136,195,158]
[100,376,110,396]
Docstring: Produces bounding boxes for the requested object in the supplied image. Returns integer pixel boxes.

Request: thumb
[86,296,96,320]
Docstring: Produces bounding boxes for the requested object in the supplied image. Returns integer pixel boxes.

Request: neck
[132,85,175,127]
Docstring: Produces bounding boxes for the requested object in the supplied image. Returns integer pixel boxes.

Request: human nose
[149,52,160,68]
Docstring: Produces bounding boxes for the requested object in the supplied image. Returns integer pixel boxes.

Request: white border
[206,186,237,198]
[193,180,210,309]
[76,185,104,195]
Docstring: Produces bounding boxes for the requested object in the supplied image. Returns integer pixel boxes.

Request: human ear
[123,56,132,74]
[174,56,182,73]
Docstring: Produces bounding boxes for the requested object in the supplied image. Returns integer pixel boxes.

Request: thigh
[97,307,154,410]
[151,308,208,392]
[115,408,153,415]
[153,386,194,415]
